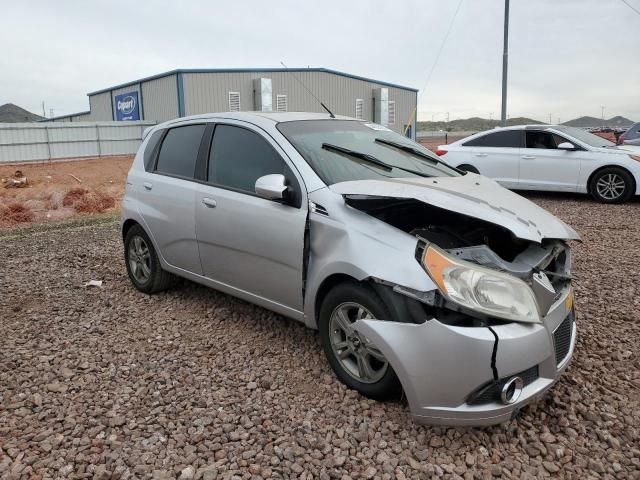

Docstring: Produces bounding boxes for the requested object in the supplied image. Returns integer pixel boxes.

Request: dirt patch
[0,202,35,224]
[0,155,132,228]
[0,195,638,478]
[61,187,116,213]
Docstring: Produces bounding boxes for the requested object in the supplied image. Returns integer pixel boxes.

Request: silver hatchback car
[122,112,579,426]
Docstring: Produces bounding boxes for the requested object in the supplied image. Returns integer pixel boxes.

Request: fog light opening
[501,376,524,404]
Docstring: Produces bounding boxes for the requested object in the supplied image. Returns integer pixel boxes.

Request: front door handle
[521,155,536,160]
[202,198,217,208]
[143,182,153,190]
[474,153,488,157]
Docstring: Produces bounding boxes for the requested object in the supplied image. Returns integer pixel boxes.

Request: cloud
[1,0,638,121]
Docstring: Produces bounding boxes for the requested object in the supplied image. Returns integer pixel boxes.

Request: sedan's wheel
[319,282,402,400]
[457,164,479,174]
[124,224,173,294]
[589,168,633,203]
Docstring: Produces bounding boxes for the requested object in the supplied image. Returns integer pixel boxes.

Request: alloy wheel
[328,302,388,384]
[128,235,152,283]
[596,173,626,200]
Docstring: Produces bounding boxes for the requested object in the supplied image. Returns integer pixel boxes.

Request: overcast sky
[2,0,639,122]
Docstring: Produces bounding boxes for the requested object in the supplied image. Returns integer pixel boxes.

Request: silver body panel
[122,112,578,426]
[353,288,575,426]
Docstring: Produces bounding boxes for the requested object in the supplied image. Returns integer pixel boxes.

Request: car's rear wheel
[457,164,479,174]
[589,167,634,203]
[124,224,173,294]
[318,282,402,400]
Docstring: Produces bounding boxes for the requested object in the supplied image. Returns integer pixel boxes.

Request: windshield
[553,125,616,147]
[277,120,460,185]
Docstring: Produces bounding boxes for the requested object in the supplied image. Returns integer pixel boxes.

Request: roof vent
[355,99,364,120]
[388,101,396,125]
[229,92,241,112]
[276,94,288,112]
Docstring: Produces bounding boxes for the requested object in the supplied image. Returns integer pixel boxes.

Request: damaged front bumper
[353,287,576,427]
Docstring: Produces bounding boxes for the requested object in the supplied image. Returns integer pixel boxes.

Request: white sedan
[436,125,640,203]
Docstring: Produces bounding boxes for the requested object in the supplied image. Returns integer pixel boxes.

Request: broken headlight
[422,244,541,324]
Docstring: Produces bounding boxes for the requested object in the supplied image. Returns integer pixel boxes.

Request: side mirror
[255,174,288,201]
[557,142,576,151]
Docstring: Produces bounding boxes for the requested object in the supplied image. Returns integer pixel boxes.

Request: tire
[124,224,173,294]
[318,281,402,400]
[589,167,634,204]
[457,164,479,174]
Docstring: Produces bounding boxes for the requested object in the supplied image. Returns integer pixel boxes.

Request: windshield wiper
[374,138,441,164]
[321,143,429,177]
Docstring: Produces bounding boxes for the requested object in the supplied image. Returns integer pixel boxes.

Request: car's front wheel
[589,167,634,203]
[124,224,173,294]
[318,282,402,400]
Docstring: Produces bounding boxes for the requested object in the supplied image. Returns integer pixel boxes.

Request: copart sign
[114,91,140,121]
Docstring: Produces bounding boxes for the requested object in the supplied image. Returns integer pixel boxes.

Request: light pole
[500,0,510,127]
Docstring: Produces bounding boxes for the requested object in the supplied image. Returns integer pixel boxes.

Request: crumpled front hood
[330,173,580,243]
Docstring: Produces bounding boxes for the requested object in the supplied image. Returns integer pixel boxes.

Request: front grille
[554,312,574,365]
[467,365,539,405]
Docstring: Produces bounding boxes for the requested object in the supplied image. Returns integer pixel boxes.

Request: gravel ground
[1,194,639,480]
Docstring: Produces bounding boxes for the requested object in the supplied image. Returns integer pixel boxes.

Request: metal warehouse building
[49,68,418,138]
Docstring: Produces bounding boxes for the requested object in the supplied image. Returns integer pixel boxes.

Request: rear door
[460,130,523,188]
[518,131,582,191]
[136,123,206,274]
[193,122,307,312]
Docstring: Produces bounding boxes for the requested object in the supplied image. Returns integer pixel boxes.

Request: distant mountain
[417,116,543,132]
[0,103,44,123]
[561,116,634,128]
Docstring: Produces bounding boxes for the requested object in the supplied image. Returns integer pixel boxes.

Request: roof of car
[161,111,358,128]
[490,124,559,131]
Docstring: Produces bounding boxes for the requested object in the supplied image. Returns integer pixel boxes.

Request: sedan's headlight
[422,244,541,324]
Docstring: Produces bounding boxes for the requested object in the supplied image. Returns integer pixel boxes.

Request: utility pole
[42,101,46,117]
[549,113,552,124]
[601,106,605,121]
[500,0,510,127]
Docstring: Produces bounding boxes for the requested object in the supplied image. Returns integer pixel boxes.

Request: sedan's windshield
[277,120,460,185]
[553,125,616,148]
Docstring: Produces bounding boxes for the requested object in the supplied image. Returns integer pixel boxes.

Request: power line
[416,0,464,96]
[403,0,464,134]
[620,0,640,16]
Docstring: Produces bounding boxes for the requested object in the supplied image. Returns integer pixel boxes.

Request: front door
[194,123,307,312]
[519,131,582,191]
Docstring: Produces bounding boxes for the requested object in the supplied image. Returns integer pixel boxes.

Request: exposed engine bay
[345,196,572,316]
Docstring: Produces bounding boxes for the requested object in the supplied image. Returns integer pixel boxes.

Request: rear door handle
[521,155,536,160]
[474,153,488,157]
[143,182,153,190]
[202,198,217,208]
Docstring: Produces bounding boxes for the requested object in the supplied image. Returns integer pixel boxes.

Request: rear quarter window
[143,130,164,171]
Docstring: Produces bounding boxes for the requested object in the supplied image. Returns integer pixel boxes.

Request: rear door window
[155,124,206,178]
[463,130,522,148]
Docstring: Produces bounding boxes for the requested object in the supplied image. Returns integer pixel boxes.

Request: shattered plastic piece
[83,280,103,288]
